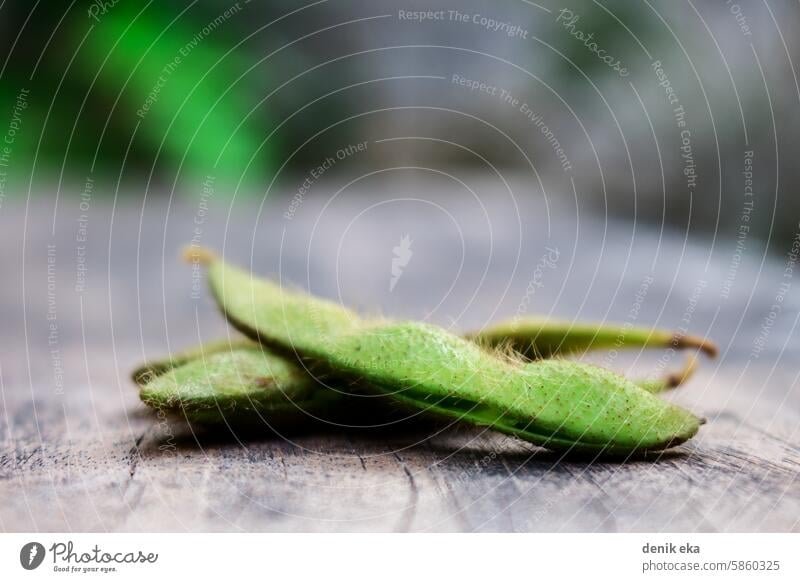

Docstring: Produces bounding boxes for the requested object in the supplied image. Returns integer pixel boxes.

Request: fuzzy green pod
[134,339,697,423]
[132,338,255,386]
[190,247,703,454]
[469,317,717,359]
[138,343,340,425]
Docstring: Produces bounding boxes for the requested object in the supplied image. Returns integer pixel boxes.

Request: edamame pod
[132,338,255,386]
[138,343,339,425]
[469,317,717,359]
[191,247,703,454]
[135,341,697,422]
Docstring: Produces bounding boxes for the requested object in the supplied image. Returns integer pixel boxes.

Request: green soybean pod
[190,247,703,454]
[134,340,696,424]
[138,343,340,426]
[132,338,256,386]
[468,317,717,359]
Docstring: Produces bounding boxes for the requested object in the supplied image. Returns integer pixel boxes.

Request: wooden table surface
[1,179,798,532]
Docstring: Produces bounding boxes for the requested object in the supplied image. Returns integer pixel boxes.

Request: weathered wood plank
[1,193,798,532]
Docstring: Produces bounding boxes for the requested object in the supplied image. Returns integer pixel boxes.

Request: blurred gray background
[0,0,798,244]
[1,0,799,533]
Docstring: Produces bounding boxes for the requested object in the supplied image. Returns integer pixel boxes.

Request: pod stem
[182,245,217,266]
[636,354,700,394]
[672,333,718,358]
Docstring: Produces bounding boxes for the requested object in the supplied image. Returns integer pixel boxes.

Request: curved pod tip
[672,334,718,358]
[667,354,700,388]
[182,245,217,267]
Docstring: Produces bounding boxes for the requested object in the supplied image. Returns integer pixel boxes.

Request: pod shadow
[135,407,695,466]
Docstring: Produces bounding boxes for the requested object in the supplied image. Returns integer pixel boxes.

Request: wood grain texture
[1,185,798,532]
